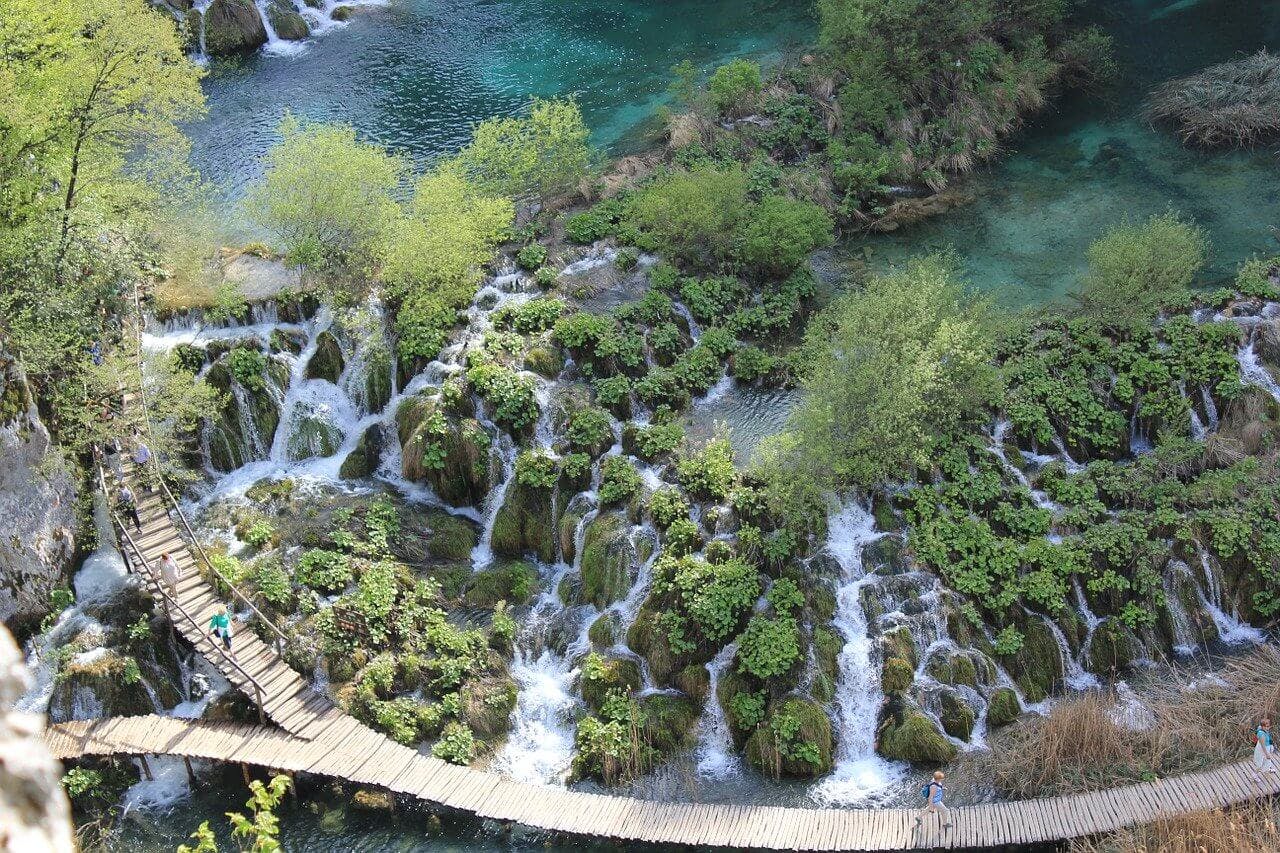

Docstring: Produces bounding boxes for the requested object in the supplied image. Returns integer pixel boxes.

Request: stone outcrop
[266,0,309,40]
[0,354,76,633]
[204,0,268,56]
[0,624,74,852]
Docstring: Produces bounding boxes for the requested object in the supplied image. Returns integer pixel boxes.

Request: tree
[739,194,834,280]
[49,0,205,246]
[447,98,596,203]
[244,115,405,274]
[707,59,763,116]
[624,163,752,270]
[785,253,1001,488]
[1076,212,1208,329]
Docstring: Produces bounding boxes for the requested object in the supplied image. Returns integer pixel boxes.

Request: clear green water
[862,0,1280,306]
[189,0,816,202]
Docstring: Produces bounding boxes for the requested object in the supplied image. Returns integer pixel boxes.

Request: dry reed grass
[1069,801,1280,853]
[966,646,1280,800]
[1147,50,1280,148]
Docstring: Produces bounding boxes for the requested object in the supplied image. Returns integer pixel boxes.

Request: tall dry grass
[1147,50,1280,148]
[966,646,1280,800]
[1069,802,1280,853]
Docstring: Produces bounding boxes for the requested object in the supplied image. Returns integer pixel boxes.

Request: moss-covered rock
[627,602,685,687]
[744,696,834,778]
[578,513,633,608]
[203,0,267,56]
[396,395,494,507]
[880,627,918,670]
[1087,617,1136,674]
[205,359,285,472]
[717,669,758,746]
[559,505,585,565]
[266,0,308,38]
[676,663,711,703]
[589,613,618,647]
[459,676,517,740]
[49,650,159,722]
[1000,617,1064,703]
[878,710,957,763]
[881,657,914,694]
[581,653,641,712]
[338,424,384,479]
[490,480,556,564]
[812,626,841,703]
[641,693,699,756]
[306,330,345,383]
[986,687,1021,727]
[465,561,538,608]
[524,346,563,378]
[939,690,975,741]
[425,512,478,561]
[926,651,979,688]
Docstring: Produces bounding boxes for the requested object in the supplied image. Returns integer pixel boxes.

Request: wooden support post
[241,762,253,790]
[183,756,197,787]
[139,755,154,781]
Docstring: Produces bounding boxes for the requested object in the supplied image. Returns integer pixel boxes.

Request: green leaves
[737,615,801,680]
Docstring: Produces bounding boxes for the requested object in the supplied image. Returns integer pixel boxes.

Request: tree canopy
[782,253,1002,488]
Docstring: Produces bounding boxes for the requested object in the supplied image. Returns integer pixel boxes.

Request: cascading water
[1196,547,1264,645]
[1237,327,1280,404]
[810,502,903,806]
[1037,612,1099,691]
[693,642,741,779]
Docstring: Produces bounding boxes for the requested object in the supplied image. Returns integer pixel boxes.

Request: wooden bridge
[45,298,1280,850]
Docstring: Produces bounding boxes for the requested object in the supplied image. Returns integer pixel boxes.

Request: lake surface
[863,0,1280,305]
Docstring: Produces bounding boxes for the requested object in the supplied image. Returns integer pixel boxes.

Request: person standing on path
[159,552,182,598]
[210,605,234,656]
[1254,718,1278,774]
[915,770,952,830]
[117,485,142,531]
[133,438,153,491]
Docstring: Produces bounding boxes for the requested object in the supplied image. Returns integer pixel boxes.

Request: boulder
[878,709,957,763]
[881,657,914,694]
[588,613,618,647]
[580,654,641,712]
[744,696,834,778]
[330,4,355,20]
[640,693,699,756]
[0,355,76,632]
[203,0,268,56]
[558,502,586,564]
[1000,617,1064,703]
[48,651,158,722]
[986,687,1021,727]
[306,331,345,384]
[465,561,538,608]
[578,513,633,608]
[396,395,494,507]
[1087,617,1136,674]
[627,602,686,687]
[939,690,975,741]
[490,480,556,564]
[339,423,384,479]
[459,676,517,740]
[0,624,74,852]
[675,663,710,703]
[1258,319,1280,370]
[266,0,309,40]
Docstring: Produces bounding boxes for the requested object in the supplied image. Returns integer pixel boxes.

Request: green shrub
[648,488,690,529]
[466,360,540,431]
[598,456,641,506]
[225,347,267,393]
[432,721,479,765]
[516,243,548,271]
[616,249,639,271]
[736,615,801,680]
[567,406,613,453]
[732,346,779,382]
[708,59,763,115]
[295,549,353,594]
[1078,212,1208,328]
[676,436,736,500]
[623,164,751,270]
[633,421,684,460]
[739,195,834,280]
[515,449,558,489]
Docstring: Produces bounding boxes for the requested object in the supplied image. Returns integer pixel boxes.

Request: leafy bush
[615,249,639,271]
[594,375,631,412]
[633,421,684,460]
[567,406,613,453]
[1078,213,1208,328]
[739,195,834,280]
[497,296,564,333]
[598,456,641,506]
[649,488,690,529]
[732,345,780,382]
[225,347,267,393]
[676,436,737,500]
[624,164,751,270]
[253,556,293,609]
[654,553,760,643]
[515,449,558,489]
[243,519,275,548]
[466,360,540,432]
[295,549,353,594]
[708,59,763,115]
[516,243,548,271]
[737,615,801,680]
[432,721,479,765]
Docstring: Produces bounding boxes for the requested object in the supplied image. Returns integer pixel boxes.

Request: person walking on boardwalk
[1254,718,1278,773]
[159,552,182,598]
[117,485,142,531]
[210,605,234,656]
[133,438,153,491]
[915,770,952,830]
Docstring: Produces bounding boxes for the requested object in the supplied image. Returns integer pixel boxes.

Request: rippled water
[862,0,1280,304]
[188,0,815,212]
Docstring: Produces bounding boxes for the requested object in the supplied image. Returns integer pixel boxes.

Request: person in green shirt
[209,605,234,655]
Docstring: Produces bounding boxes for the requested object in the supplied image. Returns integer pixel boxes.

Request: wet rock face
[395,394,494,507]
[266,0,309,40]
[0,624,75,852]
[0,355,76,633]
[203,0,268,55]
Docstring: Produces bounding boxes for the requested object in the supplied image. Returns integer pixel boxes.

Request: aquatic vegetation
[1148,50,1280,148]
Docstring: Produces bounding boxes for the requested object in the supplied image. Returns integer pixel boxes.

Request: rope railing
[124,282,290,654]
[97,466,268,724]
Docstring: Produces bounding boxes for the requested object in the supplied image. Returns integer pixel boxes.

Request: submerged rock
[338,424,384,479]
[266,0,309,39]
[204,0,268,56]
[1087,617,1137,674]
[464,561,538,608]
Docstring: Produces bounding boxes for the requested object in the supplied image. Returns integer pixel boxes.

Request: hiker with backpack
[915,770,952,830]
[1253,718,1278,774]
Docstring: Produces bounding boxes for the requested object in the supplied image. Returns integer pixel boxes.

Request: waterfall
[470,434,516,570]
[1160,568,1197,656]
[1050,436,1084,472]
[809,502,902,806]
[1237,327,1280,404]
[989,419,1057,510]
[1201,385,1220,431]
[1038,612,1099,691]
[672,302,702,340]
[230,382,270,461]
[1196,548,1264,645]
[693,643,741,779]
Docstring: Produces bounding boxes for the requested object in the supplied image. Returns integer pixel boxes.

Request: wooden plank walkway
[43,714,1280,850]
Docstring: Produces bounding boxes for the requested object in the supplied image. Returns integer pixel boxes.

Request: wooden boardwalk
[43,713,1280,850]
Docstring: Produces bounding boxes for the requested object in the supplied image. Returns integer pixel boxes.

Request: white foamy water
[810,502,903,806]
[693,642,741,779]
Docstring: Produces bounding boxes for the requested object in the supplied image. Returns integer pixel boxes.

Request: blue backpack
[921,781,941,799]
